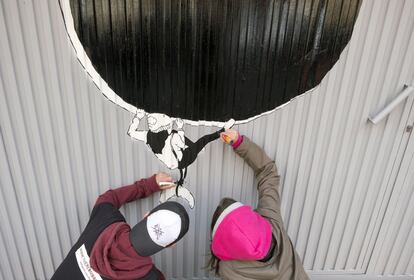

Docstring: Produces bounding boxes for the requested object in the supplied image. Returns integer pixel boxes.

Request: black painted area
[70,0,361,121]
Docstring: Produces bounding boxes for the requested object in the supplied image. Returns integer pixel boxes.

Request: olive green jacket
[218,137,309,280]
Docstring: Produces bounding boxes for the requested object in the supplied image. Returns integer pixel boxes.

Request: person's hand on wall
[220,129,239,145]
[156,172,176,190]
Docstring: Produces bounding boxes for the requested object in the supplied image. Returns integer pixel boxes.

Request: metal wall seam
[383,130,414,275]
[366,94,414,275]
[387,137,414,274]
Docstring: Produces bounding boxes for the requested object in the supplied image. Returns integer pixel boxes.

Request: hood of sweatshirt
[90,222,154,280]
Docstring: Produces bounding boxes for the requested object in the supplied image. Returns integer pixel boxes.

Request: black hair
[207,197,237,275]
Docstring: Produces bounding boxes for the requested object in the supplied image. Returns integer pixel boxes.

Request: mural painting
[59,0,362,207]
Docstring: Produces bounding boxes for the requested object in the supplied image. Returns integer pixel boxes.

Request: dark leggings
[175,128,224,186]
[178,128,223,169]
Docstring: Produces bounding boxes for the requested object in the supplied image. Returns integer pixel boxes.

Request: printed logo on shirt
[75,244,103,280]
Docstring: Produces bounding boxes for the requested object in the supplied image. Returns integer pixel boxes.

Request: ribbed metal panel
[1,1,414,280]
[66,0,361,122]
[366,100,414,276]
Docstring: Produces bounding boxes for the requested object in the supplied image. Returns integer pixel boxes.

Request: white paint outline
[57,0,316,127]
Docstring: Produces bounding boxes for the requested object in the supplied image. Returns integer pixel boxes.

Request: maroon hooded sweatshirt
[51,175,165,280]
[91,175,165,280]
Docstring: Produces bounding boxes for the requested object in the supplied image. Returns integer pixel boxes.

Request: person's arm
[221,130,281,220]
[95,173,175,209]
[128,109,148,142]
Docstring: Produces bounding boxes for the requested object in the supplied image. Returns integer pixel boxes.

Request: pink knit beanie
[211,202,272,261]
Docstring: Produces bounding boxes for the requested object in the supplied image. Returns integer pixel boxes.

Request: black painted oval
[70,0,361,122]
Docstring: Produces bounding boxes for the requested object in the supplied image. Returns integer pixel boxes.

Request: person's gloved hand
[155,172,176,190]
[220,129,239,145]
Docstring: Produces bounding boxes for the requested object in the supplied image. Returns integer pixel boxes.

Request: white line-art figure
[128,109,234,208]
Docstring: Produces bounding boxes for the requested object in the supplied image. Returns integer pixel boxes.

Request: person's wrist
[149,174,161,191]
[232,134,243,149]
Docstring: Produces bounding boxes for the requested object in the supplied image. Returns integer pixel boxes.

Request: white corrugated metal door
[366,99,414,275]
[1,0,414,279]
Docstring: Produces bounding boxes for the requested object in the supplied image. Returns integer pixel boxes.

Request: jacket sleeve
[234,136,282,221]
[94,175,160,209]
